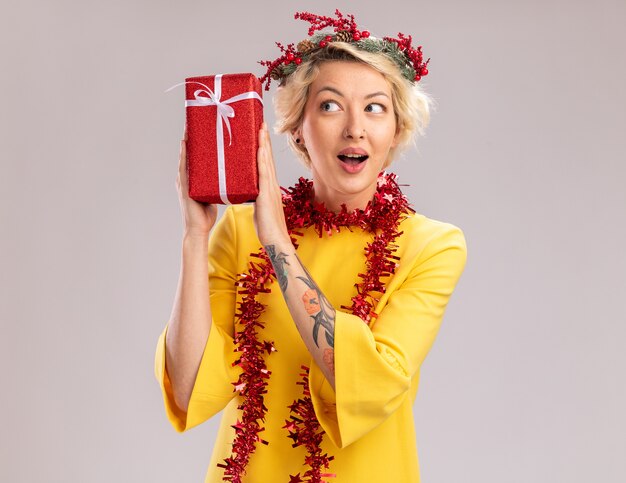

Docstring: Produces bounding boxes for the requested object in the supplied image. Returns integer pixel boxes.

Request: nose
[343,110,365,139]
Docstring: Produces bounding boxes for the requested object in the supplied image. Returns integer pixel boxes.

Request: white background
[1,0,624,481]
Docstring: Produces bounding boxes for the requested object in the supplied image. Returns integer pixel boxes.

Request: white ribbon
[165,75,263,204]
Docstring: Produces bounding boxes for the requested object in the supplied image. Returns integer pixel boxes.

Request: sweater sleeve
[308,224,468,448]
[154,206,240,432]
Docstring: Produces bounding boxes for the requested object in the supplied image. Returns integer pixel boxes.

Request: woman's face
[299,60,399,211]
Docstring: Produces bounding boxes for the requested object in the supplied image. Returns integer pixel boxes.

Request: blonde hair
[273,41,435,168]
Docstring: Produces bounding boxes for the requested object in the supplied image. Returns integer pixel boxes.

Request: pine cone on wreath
[297,39,316,54]
[334,30,352,43]
[270,66,283,80]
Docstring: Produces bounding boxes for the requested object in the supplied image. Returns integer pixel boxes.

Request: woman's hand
[254,122,290,247]
[176,124,218,237]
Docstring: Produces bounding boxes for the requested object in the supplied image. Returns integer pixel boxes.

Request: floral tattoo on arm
[297,273,335,348]
[264,245,336,349]
[265,245,290,295]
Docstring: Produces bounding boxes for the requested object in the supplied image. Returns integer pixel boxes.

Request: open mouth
[337,154,369,164]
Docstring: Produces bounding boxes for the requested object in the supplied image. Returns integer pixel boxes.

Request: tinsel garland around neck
[218,172,413,482]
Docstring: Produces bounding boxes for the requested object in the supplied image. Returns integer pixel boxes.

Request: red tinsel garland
[283,365,336,483]
[219,172,413,482]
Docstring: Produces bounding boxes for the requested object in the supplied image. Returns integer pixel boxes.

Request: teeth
[338,153,368,164]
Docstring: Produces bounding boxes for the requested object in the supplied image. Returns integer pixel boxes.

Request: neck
[282,172,410,236]
[311,181,377,213]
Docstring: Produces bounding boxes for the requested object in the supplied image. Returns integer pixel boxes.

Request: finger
[257,126,281,197]
[179,140,186,172]
[256,144,267,184]
[257,126,270,179]
[264,124,274,159]
[262,125,279,181]
[179,140,189,191]
[258,123,265,151]
[183,120,188,141]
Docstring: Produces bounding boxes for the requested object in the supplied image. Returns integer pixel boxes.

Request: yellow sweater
[155,203,467,482]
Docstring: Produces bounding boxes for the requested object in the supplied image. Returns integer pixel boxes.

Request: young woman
[155,11,468,483]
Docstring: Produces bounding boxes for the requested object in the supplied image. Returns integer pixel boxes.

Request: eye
[320,100,341,112]
[365,103,385,113]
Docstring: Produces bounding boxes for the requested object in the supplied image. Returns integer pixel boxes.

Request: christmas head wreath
[258,9,430,91]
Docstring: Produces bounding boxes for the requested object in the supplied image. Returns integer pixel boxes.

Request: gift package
[182,73,264,204]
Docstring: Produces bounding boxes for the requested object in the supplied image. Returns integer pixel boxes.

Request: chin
[333,172,379,196]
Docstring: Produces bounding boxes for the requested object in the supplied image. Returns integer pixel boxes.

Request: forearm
[265,240,336,391]
[165,234,213,411]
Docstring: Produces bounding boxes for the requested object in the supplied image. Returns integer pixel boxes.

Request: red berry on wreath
[325,35,332,41]
[353,32,361,41]
[319,40,327,47]
[362,30,370,38]
[295,57,302,65]
[420,67,428,76]
[287,52,295,61]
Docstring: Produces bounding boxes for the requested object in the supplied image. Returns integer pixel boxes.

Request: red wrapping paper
[185,73,263,204]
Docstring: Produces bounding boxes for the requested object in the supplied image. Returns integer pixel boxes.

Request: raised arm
[164,133,218,412]
[265,241,337,389]
[155,202,240,432]
[253,123,338,387]
[165,233,213,412]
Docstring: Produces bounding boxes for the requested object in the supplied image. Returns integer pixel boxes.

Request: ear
[391,125,401,149]
[291,127,305,146]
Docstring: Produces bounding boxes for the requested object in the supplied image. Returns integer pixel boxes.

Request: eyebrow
[315,86,390,99]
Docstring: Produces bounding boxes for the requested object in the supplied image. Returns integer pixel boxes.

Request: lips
[337,147,369,174]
